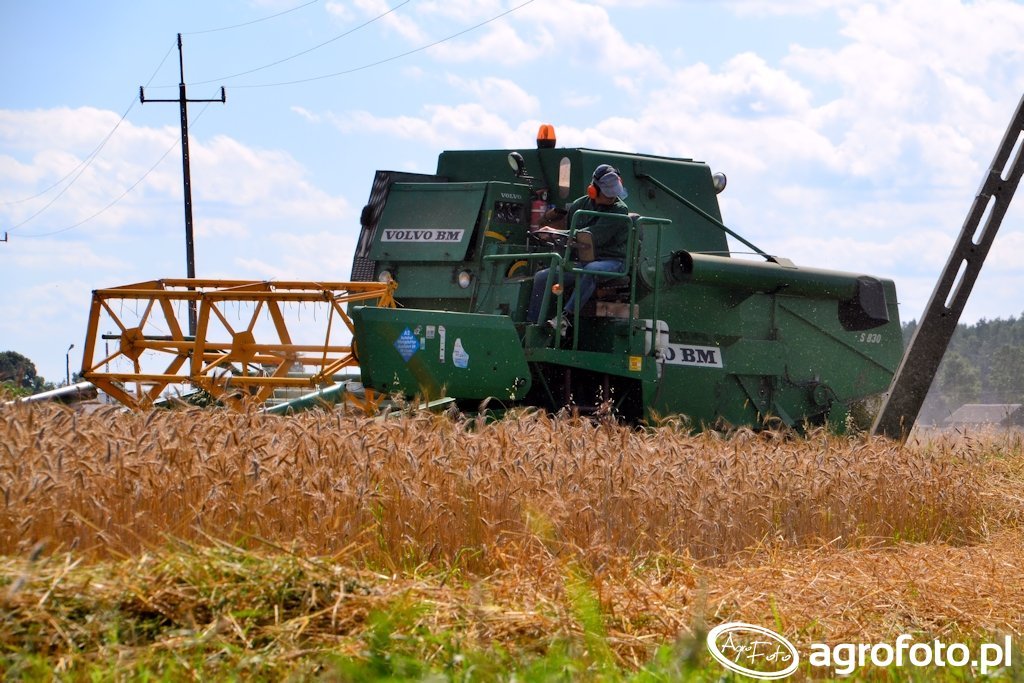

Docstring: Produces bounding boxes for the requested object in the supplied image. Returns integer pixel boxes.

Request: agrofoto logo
[706,622,1014,679]
[706,622,799,679]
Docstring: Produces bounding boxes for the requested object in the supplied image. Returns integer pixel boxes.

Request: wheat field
[2,402,1022,675]
[0,402,984,565]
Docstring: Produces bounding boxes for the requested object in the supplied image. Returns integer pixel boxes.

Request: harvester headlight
[507,152,526,177]
[712,171,728,194]
[378,270,394,284]
[457,270,473,289]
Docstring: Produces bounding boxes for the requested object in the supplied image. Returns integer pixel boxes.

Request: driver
[525,164,629,336]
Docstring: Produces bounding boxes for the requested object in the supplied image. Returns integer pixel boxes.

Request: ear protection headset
[589,165,618,200]
[587,165,617,200]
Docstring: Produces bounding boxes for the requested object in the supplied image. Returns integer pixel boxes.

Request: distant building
[944,404,1024,428]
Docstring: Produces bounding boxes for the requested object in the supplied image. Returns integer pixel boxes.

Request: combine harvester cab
[350,126,904,429]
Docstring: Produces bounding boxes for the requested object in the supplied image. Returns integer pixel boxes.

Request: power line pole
[140,33,225,337]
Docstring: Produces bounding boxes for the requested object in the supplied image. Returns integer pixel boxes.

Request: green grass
[5,631,1022,681]
[2,543,1022,682]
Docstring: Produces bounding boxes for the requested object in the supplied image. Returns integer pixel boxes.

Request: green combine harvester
[74,95,1024,437]
[347,125,903,428]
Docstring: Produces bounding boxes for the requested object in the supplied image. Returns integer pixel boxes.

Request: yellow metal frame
[81,278,395,411]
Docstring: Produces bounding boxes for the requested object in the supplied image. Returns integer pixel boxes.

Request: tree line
[0,351,56,399]
[906,315,1024,424]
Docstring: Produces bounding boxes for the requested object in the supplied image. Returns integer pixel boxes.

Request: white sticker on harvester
[661,343,723,368]
[642,319,669,355]
[453,338,469,369]
[426,326,436,340]
[438,326,446,363]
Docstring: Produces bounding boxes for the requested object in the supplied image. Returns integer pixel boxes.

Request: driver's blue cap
[593,164,628,199]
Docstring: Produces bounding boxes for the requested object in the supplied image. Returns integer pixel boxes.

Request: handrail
[636,172,772,261]
[482,251,565,337]
[637,216,672,359]
[565,214,672,353]
[485,212,672,353]
[563,209,635,350]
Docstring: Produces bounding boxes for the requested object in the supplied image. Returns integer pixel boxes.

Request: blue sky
[2,0,1024,383]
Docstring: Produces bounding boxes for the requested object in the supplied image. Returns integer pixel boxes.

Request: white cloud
[725,0,870,17]
[328,104,522,150]
[416,0,508,18]
[327,0,428,43]
[196,218,250,239]
[616,58,832,173]
[290,106,321,124]
[591,0,674,6]
[6,0,1024,386]
[562,91,601,109]
[0,278,95,383]
[192,134,349,220]
[986,232,1024,272]
[1,104,360,377]
[781,0,1024,187]
[407,0,668,86]
[231,229,358,281]
[324,1,355,22]
[425,18,532,67]
[4,237,125,271]
[1,108,352,245]
[444,75,540,117]
[284,0,1024,332]
[249,0,303,8]
[0,109,185,235]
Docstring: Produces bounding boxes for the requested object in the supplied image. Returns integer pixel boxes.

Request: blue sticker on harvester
[394,327,420,362]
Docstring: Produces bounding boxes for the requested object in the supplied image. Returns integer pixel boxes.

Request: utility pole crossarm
[140,85,226,105]
[139,33,226,337]
[871,92,1024,441]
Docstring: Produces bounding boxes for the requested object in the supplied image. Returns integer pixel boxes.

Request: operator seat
[578,213,640,313]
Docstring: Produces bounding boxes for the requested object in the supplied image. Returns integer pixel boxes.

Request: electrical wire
[5,102,137,231]
[233,0,536,89]
[19,103,213,239]
[184,0,320,35]
[1,99,135,208]
[6,1,536,234]
[2,41,177,214]
[186,0,411,87]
